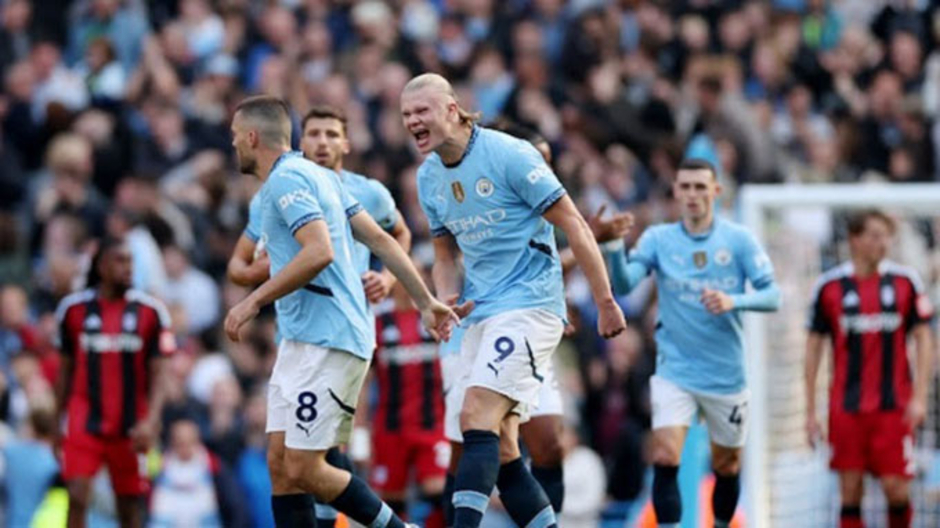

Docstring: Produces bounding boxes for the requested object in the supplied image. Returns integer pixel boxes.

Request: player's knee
[459,403,498,433]
[840,474,864,505]
[498,433,521,463]
[66,481,91,510]
[529,434,563,467]
[652,440,682,467]
[882,478,910,504]
[712,450,742,476]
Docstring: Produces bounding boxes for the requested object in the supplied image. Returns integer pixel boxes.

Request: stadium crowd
[0,0,939,526]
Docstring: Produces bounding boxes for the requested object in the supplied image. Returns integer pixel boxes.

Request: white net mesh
[740,185,940,528]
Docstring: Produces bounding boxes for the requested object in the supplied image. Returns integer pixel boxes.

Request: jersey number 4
[728,403,746,426]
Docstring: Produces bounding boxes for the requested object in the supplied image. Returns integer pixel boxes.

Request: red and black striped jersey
[373,306,444,433]
[56,289,175,437]
[808,261,933,413]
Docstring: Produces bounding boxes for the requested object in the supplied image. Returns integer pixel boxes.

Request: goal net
[739,183,940,528]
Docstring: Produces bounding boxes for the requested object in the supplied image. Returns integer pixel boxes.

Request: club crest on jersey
[122,312,137,332]
[881,285,895,307]
[843,291,860,308]
[475,177,495,198]
[451,181,465,203]
[84,314,102,330]
[693,251,707,268]
[715,248,732,266]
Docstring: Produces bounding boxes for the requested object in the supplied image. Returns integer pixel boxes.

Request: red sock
[841,505,864,528]
[888,503,911,528]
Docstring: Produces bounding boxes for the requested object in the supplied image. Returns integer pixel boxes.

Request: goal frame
[739,183,940,528]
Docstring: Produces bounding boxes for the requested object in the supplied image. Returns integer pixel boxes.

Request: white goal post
[739,183,940,528]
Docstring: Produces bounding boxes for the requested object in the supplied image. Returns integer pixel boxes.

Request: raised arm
[363,209,413,303]
[560,205,634,274]
[543,195,625,338]
[600,239,652,296]
[351,211,458,340]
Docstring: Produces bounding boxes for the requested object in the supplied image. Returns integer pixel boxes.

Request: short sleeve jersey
[258,152,374,358]
[416,127,567,324]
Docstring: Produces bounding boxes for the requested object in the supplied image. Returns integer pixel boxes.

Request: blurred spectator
[29,40,88,123]
[558,427,607,528]
[149,418,249,528]
[0,0,32,78]
[582,326,652,503]
[75,37,126,103]
[67,0,149,73]
[204,375,244,467]
[243,5,298,93]
[178,0,224,63]
[131,100,197,178]
[186,334,234,407]
[162,244,219,335]
[236,386,274,528]
[0,286,31,381]
[1,407,58,528]
[105,207,167,296]
[30,132,107,242]
[235,387,273,528]
[160,350,208,441]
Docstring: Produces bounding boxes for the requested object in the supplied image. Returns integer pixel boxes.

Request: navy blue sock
[712,472,740,524]
[452,430,500,528]
[653,465,681,524]
[271,494,318,528]
[325,447,354,472]
[387,499,407,518]
[444,473,456,526]
[530,464,564,513]
[497,458,557,528]
[316,447,349,527]
[329,475,404,528]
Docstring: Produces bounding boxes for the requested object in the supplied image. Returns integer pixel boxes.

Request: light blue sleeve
[367,180,399,231]
[604,232,655,296]
[340,181,364,219]
[416,167,448,238]
[503,139,566,214]
[729,229,781,312]
[267,171,324,235]
[244,194,262,242]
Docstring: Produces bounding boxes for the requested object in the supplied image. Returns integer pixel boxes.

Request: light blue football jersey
[244,193,262,243]
[340,170,398,275]
[258,152,375,359]
[416,126,567,324]
[609,218,778,394]
[248,171,398,273]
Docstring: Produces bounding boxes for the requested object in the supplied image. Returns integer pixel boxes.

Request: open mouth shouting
[412,128,431,150]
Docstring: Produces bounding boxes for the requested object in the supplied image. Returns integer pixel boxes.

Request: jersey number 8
[296,391,318,423]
